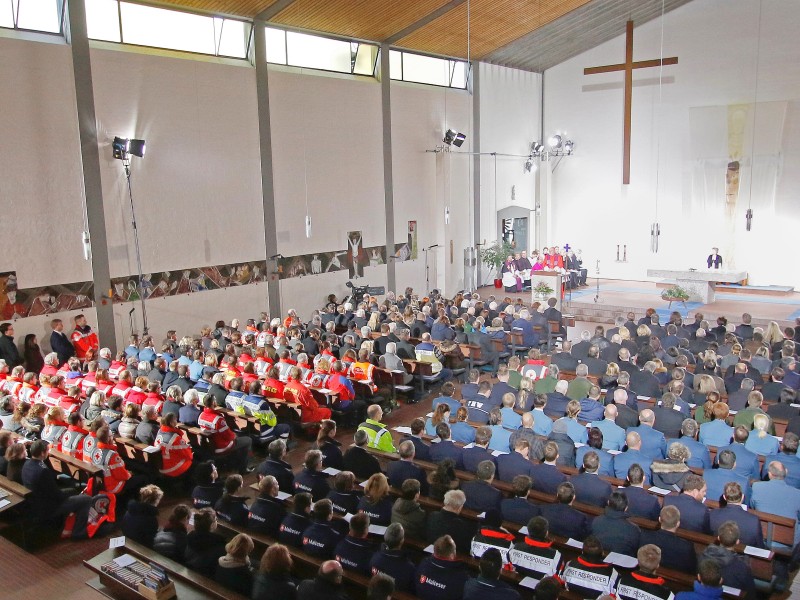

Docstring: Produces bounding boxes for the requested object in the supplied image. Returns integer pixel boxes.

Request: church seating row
[364,445,779,579]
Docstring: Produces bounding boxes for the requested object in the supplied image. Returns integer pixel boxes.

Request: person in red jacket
[17,372,39,404]
[111,370,134,401]
[142,381,164,415]
[284,367,331,424]
[262,366,285,402]
[44,375,68,408]
[154,413,193,479]
[70,314,99,362]
[41,406,69,452]
[40,352,60,378]
[58,386,83,416]
[124,376,149,408]
[61,412,90,460]
[91,368,115,396]
[198,396,253,474]
[3,365,24,398]
[90,426,132,495]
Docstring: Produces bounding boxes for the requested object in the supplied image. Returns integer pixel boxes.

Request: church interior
[2,0,800,598]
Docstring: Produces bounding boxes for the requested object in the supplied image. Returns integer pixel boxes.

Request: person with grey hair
[378,342,413,385]
[668,418,712,470]
[178,388,201,426]
[751,461,800,546]
[651,442,691,491]
[135,404,160,445]
[543,379,570,418]
[342,429,382,480]
[567,364,592,400]
[627,408,666,459]
[426,489,477,555]
[369,523,416,593]
[387,440,428,494]
[612,387,640,430]
[629,360,661,398]
[461,460,502,513]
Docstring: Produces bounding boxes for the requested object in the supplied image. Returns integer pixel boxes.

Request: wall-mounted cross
[584,20,678,184]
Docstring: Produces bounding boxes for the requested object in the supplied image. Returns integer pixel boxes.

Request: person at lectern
[707,248,723,269]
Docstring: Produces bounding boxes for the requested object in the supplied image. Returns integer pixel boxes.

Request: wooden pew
[84,538,248,600]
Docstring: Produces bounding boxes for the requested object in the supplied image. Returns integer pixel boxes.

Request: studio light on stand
[442,128,466,149]
[113,136,149,335]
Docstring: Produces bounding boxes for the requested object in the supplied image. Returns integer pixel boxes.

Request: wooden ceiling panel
[149,0,281,19]
[271,0,455,42]
[395,0,592,59]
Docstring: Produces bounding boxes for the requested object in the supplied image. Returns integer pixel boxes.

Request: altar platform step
[655,280,793,296]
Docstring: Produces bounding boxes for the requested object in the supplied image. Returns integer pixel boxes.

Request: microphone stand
[594,260,602,304]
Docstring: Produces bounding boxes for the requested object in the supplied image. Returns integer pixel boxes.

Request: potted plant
[533,281,554,300]
[479,240,515,288]
[661,285,690,308]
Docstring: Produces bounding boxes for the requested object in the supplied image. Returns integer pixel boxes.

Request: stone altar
[646,268,748,303]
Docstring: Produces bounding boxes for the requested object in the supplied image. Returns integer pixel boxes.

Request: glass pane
[120,2,215,55]
[450,61,467,89]
[286,30,351,73]
[85,0,120,42]
[216,18,248,58]
[389,50,402,80]
[17,0,60,33]
[0,0,14,28]
[353,43,377,76]
[264,26,286,64]
[401,52,450,86]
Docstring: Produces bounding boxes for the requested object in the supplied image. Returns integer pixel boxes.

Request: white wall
[479,63,542,249]
[544,0,800,286]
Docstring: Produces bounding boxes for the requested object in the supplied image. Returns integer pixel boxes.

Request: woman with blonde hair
[745,413,780,456]
[367,310,381,332]
[720,343,743,371]
[600,362,620,389]
[215,532,255,595]
[118,402,141,439]
[356,472,393,525]
[41,406,68,451]
[763,321,784,347]
[425,403,450,437]
[692,374,718,408]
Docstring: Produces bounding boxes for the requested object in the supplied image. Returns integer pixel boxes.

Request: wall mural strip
[0,222,418,317]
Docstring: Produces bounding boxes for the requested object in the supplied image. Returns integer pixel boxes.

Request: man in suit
[621,464,661,521]
[613,431,653,481]
[726,378,753,411]
[724,362,748,395]
[571,331,593,361]
[762,431,800,488]
[462,460,502,513]
[500,475,540,525]
[462,426,497,473]
[468,322,500,375]
[429,423,464,469]
[488,366,517,405]
[511,309,540,349]
[703,449,750,503]
[544,379,571,418]
[591,404,626,451]
[401,418,432,462]
[767,386,799,422]
[542,297,565,334]
[590,491,641,557]
[626,409,667,460]
[641,505,698,574]
[735,313,754,341]
[617,348,639,377]
[425,490,477,556]
[459,369,481,401]
[531,441,568,495]
[630,362,661,399]
[550,341,579,373]
[387,441,428,494]
[715,426,761,481]
[664,474,710,533]
[612,386,640,429]
[21,439,93,533]
[342,429,382,481]
[257,438,295,494]
[547,419,576,468]
[601,333,623,364]
[496,438,536,482]
[583,346,609,377]
[709,482,764,548]
[540,482,589,541]
[49,318,75,365]
[606,316,625,341]
[751,461,800,546]
[651,393,686,440]
[570,451,612,508]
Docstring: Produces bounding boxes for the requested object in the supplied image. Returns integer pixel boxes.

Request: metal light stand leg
[593,260,602,304]
[124,159,148,335]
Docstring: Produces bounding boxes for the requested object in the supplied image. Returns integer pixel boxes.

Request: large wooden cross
[584,20,678,184]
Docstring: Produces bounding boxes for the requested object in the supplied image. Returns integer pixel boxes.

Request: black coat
[153,525,188,563]
[426,509,477,556]
[0,335,21,368]
[258,458,295,494]
[539,503,589,540]
[121,500,160,548]
[252,572,297,600]
[342,446,382,480]
[50,330,75,365]
[591,509,641,556]
[185,530,226,576]
[641,528,697,573]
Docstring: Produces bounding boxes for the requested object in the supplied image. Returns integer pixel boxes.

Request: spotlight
[548,134,562,149]
[443,129,466,147]
[128,138,146,158]
[531,142,545,154]
[564,140,574,155]
[112,136,146,160]
[112,136,129,160]
[524,159,533,173]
